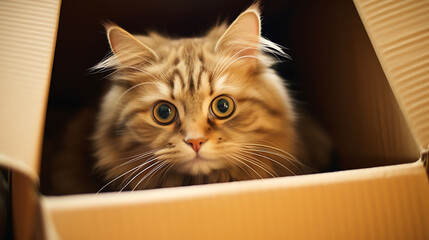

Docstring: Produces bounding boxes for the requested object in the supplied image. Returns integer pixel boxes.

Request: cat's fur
[93,4,326,191]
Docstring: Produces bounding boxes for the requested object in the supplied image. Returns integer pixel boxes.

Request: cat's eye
[152,101,177,125]
[210,95,235,119]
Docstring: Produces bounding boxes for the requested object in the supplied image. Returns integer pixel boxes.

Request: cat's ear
[106,24,159,66]
[215,4,261,58]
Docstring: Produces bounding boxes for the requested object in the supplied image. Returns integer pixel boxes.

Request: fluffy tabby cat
[93,4,329,191]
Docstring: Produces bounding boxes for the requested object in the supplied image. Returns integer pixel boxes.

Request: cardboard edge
[33,0,62,180]
[40,197,61,240]
[0,153,38,184]
[422,150,429,176]
[40,159,429,240]
[43,160,426,210]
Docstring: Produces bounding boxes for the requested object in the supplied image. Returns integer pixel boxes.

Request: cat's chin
[177,156,222,175]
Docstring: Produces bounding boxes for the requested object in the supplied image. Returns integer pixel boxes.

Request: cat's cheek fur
[126,114,176,145]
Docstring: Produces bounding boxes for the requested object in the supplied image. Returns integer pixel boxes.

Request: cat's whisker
[245,142,304,167]
[242,147,303,175]
[235,152,278,178]
[161,162,175,184]
[232,151,276,177]
[99,149,160,177]
[221,154,252,179]
[236,151,273,170]
[117,148,160,161]
[231,138,300,162]
[118,156,160,189]
[97,158,158,193]
[236,139,302,164]
[100,150,160,181]
[230,137,302,175]
[225,154,263,179]
[119,159,161,192]
[102,155,148,176]
[231,160,252,178]
[142,161,170,188]
[239,149,296,176]
[131,161,169,191]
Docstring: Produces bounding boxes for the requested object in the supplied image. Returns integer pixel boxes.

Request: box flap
[354,1,429,151]
[0,1,61,181]
[43,161,429,240]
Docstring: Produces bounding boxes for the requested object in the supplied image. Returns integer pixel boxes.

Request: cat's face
[94,4,300,190]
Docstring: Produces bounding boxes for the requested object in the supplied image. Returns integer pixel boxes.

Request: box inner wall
[40,0,419,196]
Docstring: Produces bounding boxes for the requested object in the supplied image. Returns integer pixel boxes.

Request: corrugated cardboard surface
[0,0,60,179]
[354,0,429,150]
[44,161,429,240]
[290,0,420,170]
[0,2,61,240]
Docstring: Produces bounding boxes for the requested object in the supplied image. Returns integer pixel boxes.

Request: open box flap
[354,0,429,152]
[0,2,61,240]
[43,160,429,240]
[0,1,60,181]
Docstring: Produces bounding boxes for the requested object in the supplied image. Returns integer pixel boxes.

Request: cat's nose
[186,138,207,152]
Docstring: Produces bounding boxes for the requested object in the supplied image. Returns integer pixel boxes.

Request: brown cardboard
[289,0,420,170]
[44,161,429,240]
[0,0,60,179]
[0,0,428,239]
[354,0,429,151]
[0,1,60,240]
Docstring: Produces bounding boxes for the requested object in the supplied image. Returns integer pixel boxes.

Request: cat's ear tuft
[105,24,159,66]
[215,3,261,58]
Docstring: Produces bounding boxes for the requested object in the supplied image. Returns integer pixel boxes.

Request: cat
[93,3,331,191]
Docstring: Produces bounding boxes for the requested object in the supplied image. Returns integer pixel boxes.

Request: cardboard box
[0,0,428,239]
